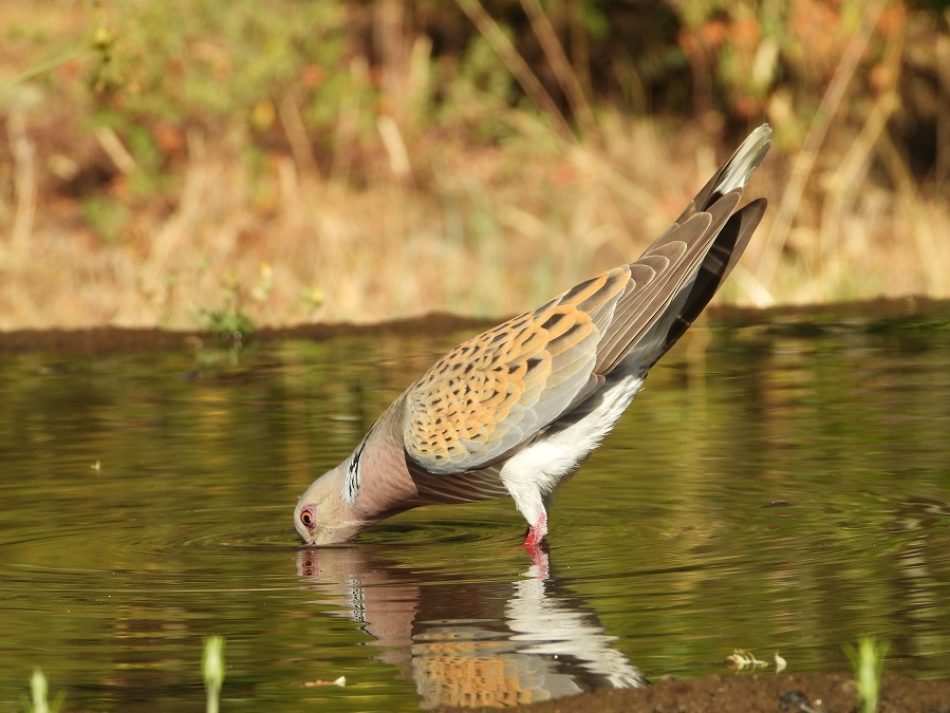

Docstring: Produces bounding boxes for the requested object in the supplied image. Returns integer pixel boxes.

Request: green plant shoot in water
[845,637,888,713]
[203,636,226,713]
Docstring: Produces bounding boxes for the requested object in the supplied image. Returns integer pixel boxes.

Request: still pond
[1,304,949,710]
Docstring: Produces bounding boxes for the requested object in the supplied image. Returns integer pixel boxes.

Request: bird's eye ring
[300,509,315,528]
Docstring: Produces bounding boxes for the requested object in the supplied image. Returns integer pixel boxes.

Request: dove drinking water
[295,125,772,555]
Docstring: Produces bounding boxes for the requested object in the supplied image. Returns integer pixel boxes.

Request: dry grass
[0,1,947,331]
[1,109,948,331]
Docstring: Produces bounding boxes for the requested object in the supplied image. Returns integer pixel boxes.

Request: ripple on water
[3,316,950,710]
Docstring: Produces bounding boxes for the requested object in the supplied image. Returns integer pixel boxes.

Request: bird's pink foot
[523,512,548,548]
[523,514,550,579]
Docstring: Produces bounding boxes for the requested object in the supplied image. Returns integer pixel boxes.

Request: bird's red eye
[300,509,315,528]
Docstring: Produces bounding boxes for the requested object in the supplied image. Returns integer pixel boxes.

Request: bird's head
[294,464,367,546]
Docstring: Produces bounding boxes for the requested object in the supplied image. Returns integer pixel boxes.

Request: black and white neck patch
[342,430,371,504]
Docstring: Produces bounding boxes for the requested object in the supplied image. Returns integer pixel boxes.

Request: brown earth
[441,673,950,713]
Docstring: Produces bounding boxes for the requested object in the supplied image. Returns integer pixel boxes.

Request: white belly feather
[498,373,644,524]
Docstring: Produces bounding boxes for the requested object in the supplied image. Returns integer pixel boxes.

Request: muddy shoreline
[440,672,950,713]
[0,295,947,355]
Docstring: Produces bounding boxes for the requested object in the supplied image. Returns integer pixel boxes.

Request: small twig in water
[304,675,347,688]
[727,649,768,671]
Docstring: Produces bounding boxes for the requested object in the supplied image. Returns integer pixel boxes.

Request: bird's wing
[403,125,772,475]
[403,265,630,474]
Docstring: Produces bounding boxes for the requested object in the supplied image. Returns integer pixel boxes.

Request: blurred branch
[95,127,138,176]
[8,101,37,256]
[0,47,87,91]
[820,4,905,271]
[377,115,411,180]
[456,0,572,138]
[936,24,950,192]
[279,93,320,180]
[877,132,942,293]
[755,0,888,292]
[519,0,596,135]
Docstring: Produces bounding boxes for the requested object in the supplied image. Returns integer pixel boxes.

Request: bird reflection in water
[296,546,645,708]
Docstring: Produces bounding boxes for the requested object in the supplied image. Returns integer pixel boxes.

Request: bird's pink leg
[523,512,550,579]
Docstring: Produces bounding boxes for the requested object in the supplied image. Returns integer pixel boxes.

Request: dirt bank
[440,672,950,713]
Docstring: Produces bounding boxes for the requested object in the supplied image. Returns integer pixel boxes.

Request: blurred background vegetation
[0,0,947,330]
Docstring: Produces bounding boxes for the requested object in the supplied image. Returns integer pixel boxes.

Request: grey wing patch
[406,460,510,505]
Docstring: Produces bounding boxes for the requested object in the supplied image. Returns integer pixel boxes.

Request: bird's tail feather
[656,197,767,358]
[611,125,772,372]
[645,126,772,363]
[675,123,772,223]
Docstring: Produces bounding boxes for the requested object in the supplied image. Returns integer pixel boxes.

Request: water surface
[1,306,949,710]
